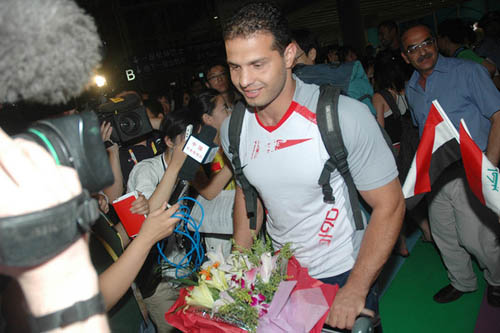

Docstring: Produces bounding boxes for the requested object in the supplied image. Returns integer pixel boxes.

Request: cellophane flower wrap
[165,237,338,332]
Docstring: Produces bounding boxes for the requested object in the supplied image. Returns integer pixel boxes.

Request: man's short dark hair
[399,23,435,52]
[223,1,291,54]
[378,20,398,32]
[204,62,228,79]
[291,29,319,54]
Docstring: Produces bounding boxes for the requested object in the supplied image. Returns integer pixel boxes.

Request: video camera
[15,111,114,193]
[96,94,153,145]
[0,111,115,267]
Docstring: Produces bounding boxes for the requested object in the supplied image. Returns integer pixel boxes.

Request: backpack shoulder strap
[316,85,364,230]
[357,94,372,102]
[228,101,259,230]
[378,89,401,119]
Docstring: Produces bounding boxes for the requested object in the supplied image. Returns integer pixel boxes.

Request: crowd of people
[1,0,500,332]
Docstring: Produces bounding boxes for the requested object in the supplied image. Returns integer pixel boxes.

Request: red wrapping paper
[165,287,247,333]
[286,256,338,333]
[165,256,338,332]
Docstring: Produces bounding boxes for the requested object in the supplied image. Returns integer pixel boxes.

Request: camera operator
[0,0,179,332]
[0,0,113,330]
[0,129,109,333]
[95,91,167,205]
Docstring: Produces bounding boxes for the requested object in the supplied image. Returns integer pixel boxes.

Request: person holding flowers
[219,2,405,331]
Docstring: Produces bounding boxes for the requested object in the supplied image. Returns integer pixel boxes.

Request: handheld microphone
[178,125,218,181]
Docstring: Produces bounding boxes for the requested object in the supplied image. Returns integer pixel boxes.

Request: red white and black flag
[402,100,461,209]
[459,120,500,215]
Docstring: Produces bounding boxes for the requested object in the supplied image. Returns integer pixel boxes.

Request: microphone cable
[156,196,205,279]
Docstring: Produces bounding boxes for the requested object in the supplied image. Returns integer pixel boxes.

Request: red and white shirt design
[221,78,397,278]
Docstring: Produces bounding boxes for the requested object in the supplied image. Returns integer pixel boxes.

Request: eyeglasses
[207,72,226,82]
[405,38,435,54]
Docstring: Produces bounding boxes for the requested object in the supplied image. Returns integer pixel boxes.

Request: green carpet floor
[380,240,485,333]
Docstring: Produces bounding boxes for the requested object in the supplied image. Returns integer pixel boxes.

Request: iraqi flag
[459,120,500,215]
[402,100,461,209]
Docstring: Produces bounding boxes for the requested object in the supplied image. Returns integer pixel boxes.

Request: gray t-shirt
[220,77,398,278]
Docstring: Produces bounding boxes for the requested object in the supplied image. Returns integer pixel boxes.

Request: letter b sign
[126,69,135,81]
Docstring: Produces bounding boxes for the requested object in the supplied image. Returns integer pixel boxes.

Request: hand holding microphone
[167,125,218,207]
[178,125,218,181]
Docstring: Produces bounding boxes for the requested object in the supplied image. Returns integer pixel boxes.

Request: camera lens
[118,113,142,136]
[15,112,114,193]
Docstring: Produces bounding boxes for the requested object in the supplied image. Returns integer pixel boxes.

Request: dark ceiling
[286,0,466,41]
[86,0,476,55]
[77,0,473,88]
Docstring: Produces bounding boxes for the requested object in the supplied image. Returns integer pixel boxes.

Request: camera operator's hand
[100,121,118,152]
[0,128,108,330]
[100,121,123,203]
[130,192,149,215]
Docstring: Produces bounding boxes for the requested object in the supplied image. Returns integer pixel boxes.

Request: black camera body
[16,111,114,194]
[1,111,114,267]
[97,94,153,145]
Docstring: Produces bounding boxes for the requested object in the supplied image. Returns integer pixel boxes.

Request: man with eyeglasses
[401,24,500,307]
[205,63,241,110]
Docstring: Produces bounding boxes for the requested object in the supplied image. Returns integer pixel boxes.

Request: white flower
[226,253,251,279]
[185,282,215,309]
[205,268,229,292]
[205,244,231,270]
[259,252,275,283]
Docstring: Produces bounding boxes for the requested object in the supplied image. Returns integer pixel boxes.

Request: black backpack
[228,84,394,231]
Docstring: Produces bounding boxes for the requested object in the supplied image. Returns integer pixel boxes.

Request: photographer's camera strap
[30,293,105,332]
[0,190,99,267]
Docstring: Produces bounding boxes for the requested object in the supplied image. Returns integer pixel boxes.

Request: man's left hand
[325,283,374,330]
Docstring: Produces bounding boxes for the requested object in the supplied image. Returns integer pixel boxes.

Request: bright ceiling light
[94,75,106,87]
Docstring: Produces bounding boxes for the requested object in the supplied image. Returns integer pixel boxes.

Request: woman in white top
[189,89,235,258]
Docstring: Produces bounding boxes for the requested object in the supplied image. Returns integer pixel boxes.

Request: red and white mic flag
[459,119,500,215]
[402,100,461,209]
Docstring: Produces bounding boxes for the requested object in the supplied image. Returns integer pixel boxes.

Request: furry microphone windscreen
[0,0,102,105]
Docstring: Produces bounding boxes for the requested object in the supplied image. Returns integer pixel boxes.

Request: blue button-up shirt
[406,55,500,151]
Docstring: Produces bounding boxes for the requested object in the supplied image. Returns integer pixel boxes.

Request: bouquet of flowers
[165,237,338,332]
